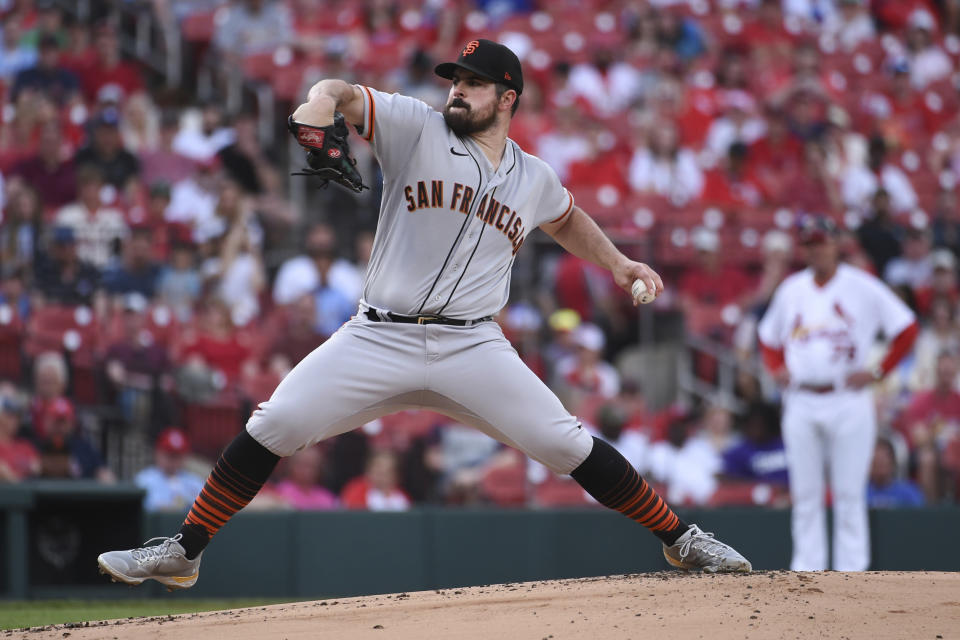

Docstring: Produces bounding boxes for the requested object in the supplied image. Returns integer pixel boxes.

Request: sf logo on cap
[463,40,480,56]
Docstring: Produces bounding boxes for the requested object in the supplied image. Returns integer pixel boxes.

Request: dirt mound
[14,571,960,640]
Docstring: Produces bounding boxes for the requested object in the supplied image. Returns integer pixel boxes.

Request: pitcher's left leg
[828,392,877,571]
[427,324,750,572]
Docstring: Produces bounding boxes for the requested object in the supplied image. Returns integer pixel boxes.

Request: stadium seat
[481,461,527,506]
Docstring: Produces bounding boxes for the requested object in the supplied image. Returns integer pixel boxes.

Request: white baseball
[632,279,656,304]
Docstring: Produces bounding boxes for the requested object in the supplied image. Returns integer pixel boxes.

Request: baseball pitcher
[758,218,918,571]
[98,39,750,590]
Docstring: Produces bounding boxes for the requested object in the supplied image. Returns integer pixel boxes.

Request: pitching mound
[15,571,960,640]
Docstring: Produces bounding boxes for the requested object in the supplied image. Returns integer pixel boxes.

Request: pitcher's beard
[444,104,497,136]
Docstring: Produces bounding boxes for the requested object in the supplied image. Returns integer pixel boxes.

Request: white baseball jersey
[757,263,915,386]
[355,86,575,319]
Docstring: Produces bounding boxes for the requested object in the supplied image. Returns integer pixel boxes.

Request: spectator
[341,449,411,511]
[0,265,30,319]
[678,227,753,338]
[388,48,447,111]
[704,90,767,162]
[555,323,620,400]
[310,242,356,338]
[567,47,643,119]
[34,396,115,482]
[74,108,140,193]
[270,446,338,510]
[0,394,39,481]
[179,298,253,383]
[0,183,41,275]
[28,351,67,440]
[54,165,128,269]
[156,234,202,322]
[867,437,925,507]
[842,136,918,214]
[212,0,294,62]
[10,32,79,105]
[272,222,363,306]
[902,8,952,90]
[76,22,144,104]
[884,226,933,292]
[910,296,960,392]
[627,119,703,205]
[722,402,788,485]
[268,293,323,375]
[824,0,877,53]
[0,15,37,82]
[8,121,77,209]
[593,403,650,473]
[134,427,205,512]
[103,292,171,408]
[166,157,221,233]
[119,93,160,153]
[101,226,163,298]
[535,104,592,182]
[700,142,768,209]
[172,103,234,164]
[900,350,960,450]
[140,110,198,187]
[647,411,721,505]
[32,226,101,305]
[857,189,903,277]
[914,249,958,317]
[198,183,265,326]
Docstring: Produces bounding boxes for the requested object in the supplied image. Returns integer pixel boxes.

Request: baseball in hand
[632,279,656,304]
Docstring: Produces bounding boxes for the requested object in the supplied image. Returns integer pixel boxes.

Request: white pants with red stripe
[781,388,876,571]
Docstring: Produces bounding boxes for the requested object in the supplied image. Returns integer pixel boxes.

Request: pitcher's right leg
[98,318,426,589]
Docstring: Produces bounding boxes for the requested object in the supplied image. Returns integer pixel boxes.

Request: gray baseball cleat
[663,524,752,573]
[97,534,202,590]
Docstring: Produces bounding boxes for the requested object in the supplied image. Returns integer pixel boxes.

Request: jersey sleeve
[356,85,432,178]
[757,283,789,348]
[533,162,575,227]
[866,273,916,338]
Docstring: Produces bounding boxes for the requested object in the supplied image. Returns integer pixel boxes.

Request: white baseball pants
[781,389,876,571]
[246,314,594,474]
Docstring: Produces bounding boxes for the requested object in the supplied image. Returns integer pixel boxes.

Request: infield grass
[0,599,295,630]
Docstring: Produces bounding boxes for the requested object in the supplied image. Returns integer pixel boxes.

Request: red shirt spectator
[9,122,77,210]
[341,450,411,511]
[0,397,39,481]
[180,300,252,382]
[899,351,960,449]
[75,24,143,104]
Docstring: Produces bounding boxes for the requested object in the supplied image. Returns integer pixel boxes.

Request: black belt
[796,383,837,394]
[363,307,492,327]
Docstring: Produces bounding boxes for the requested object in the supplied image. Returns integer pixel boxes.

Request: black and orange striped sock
[177,430,280,559]
[571,437,689,546]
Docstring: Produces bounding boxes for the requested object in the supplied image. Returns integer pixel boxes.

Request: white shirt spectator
[202,251,262,326]
[628,148,704,205]
[54,203,128,268]
[841,164,918,213]
[212,0,294,56]
[908,45,952,89]
[704,114,767,160]
[823,4,876,52]
[567,62,643,118]
[535,131,592,182]
[172,127,235,163]
[166,177,218,228]
[647,435,720,505]
[272,254,363,306]
[883,254,933,290]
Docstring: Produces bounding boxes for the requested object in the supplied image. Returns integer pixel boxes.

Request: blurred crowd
[0,0,959,512]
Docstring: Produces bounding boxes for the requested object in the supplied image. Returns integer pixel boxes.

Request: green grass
[0,599,296,630]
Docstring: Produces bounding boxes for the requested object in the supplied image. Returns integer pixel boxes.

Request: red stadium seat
[181,393,246,460]
[532,473,594,507]
[0,305,23,381]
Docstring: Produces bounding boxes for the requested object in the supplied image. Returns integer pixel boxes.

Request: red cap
[49,397,75,421]
[156,427,190,455]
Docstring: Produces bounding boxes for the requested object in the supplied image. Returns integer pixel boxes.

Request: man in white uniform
[98,39,750,590]
[758,218,918,571]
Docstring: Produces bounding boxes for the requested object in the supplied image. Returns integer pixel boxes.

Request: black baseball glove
[288,112,368,193]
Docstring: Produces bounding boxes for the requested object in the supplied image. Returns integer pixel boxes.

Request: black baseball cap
[435,39,523,95]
